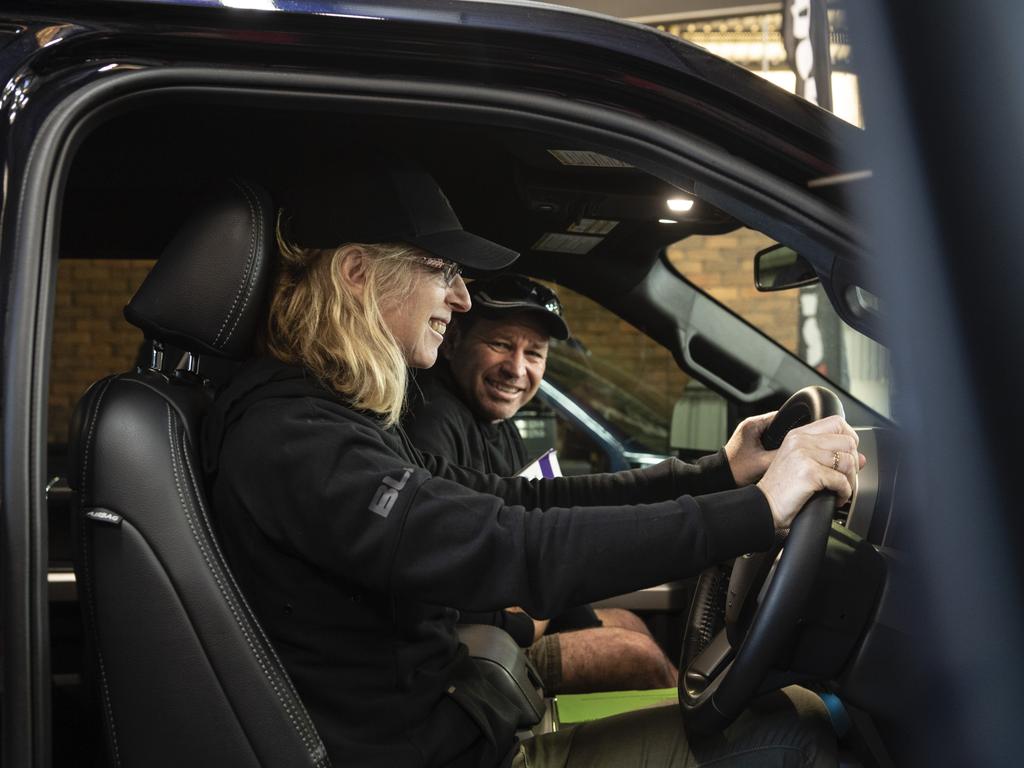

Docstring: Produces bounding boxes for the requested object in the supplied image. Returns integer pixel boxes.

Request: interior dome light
[666,197,694,212]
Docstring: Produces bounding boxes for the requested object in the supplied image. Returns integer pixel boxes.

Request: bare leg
[556,626,678,692]
[594,607,652,636]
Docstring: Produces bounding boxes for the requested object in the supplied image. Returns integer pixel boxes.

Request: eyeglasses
[412,254,463,287]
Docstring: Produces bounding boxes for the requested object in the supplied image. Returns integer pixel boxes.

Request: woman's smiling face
[380,255,471,369]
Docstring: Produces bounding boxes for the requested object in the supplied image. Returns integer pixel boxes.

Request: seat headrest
[124,179,274,360]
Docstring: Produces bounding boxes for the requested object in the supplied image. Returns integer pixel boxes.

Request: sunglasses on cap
[472,275,563,317]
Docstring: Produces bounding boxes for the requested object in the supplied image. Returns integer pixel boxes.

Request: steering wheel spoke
[724,548,780,645]
[682,628,733,699]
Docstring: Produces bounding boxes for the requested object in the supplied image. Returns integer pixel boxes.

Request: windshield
[667,227,892,418]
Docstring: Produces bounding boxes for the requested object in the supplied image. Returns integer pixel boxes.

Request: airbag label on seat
[86,509,122,526]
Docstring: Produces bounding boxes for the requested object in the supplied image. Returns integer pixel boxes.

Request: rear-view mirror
[754,244,819,291]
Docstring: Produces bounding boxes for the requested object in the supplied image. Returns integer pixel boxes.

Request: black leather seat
[68,179,329,767]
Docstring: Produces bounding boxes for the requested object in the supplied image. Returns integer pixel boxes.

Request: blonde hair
[266,224,423,427]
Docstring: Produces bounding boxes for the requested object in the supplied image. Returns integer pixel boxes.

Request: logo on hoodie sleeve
[368,467,415,518]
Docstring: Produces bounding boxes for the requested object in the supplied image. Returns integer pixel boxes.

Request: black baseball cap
[467,274,570,340]
[281,153,518,272]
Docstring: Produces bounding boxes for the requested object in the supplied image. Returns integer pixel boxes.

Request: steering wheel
[678,386,843,733]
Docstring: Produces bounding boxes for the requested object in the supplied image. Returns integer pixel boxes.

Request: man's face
[445,313,550,422]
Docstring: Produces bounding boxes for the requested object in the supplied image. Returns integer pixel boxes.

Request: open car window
[667,227,893,418]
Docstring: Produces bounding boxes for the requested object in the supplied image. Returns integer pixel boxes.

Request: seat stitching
[167,405,319,760]
[167,405,306,747]
[182,437,329,765]
[78,378,121,766]
[79,377,112,498]
[211,180,255,346]
[220,179,265,349]
[181,433,329,765]
[79,513,122,767]
[213,179,260,349]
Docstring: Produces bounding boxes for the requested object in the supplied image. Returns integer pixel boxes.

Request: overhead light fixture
[221,0,278,8]
[666,197,694,213]
[658,218,678,224]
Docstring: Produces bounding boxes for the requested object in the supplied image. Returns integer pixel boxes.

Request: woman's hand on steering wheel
[755,414,866,530]
[723,411,777,486]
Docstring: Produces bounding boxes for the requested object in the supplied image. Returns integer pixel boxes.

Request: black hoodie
[405,360,528,477]
[202,356,773,767]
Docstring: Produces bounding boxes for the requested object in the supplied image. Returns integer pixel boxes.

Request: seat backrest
[67,179,329,768]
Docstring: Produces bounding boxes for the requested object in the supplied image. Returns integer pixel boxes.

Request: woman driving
[202,155,862,767]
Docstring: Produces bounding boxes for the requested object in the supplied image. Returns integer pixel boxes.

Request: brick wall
[49,259,155,446]
[666,229,800,355]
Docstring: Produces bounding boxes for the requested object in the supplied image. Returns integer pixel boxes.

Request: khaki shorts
[526,633,562,692]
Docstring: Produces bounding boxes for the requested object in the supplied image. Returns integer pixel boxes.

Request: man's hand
[756,414,866,529]
[723,411,777,486]
[506,606,549,643]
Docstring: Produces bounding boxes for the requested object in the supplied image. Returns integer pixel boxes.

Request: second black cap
[468,274,570,340]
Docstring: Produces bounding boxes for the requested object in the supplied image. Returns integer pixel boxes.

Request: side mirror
[754,244,819,291]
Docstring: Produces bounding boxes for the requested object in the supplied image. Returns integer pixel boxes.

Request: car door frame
[3,53,862,765]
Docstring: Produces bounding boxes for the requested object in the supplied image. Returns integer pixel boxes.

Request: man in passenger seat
[404,274,678,693]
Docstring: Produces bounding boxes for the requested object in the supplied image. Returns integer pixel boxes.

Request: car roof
[21,0,864,327]
[75,0,833,143]
[22,0,860,170]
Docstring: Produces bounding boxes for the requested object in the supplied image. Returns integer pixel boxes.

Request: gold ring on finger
[831,451,841,471]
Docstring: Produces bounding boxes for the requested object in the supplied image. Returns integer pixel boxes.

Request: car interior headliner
[60,103,744,300]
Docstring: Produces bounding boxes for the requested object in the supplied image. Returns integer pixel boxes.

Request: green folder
[554,688,677,725]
